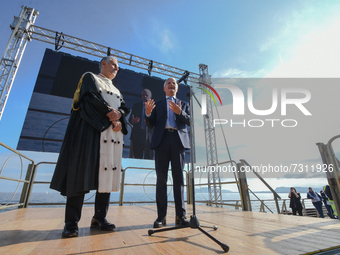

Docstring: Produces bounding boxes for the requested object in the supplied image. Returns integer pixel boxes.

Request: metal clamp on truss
[55,32,64,51]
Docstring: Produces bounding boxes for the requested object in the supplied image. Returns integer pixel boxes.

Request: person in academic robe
[145,77,190,228]
[129,88,153,159]
[50,56,130,238]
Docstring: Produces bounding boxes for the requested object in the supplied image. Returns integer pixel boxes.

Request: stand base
[148,215,229,253]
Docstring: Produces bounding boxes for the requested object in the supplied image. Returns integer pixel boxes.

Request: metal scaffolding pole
[0,6,39,120]
[199,64,222,206]
[29,25,202,84]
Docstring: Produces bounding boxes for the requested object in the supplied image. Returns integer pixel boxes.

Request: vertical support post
[317,142,340,219]
[19,163,33,208]
[302,199,306,216]
[0,6,39,120]
[186,170,191,205]
[119,169,126,206]
[274,194,280,214]
[260,201,265,212]
[189,85,197,215]
[19,163,37,208]
[281,200,287,214]
[199,64,222,206]
[237,162,251,211]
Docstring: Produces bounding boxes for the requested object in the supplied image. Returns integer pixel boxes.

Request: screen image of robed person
[50,56,130,238]
[129,88,153,159]
[145,77,190,228]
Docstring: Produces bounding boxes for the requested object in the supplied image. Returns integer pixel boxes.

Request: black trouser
[292,207,303,216]
[65,192,110,223]
[154,130,186,219]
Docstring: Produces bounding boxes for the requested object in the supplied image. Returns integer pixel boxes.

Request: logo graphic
[198,82,222,115]
[212,83,311,128]
[199,80,312,128]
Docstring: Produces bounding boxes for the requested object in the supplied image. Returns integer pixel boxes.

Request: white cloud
[159,29,177,53]
[216,3,340,81]
[259,36,277,52]
[213,68,267,78]
[267,17,340,78]
[201,5,340,191]
[130,18,178,54]
[149,19,178,54]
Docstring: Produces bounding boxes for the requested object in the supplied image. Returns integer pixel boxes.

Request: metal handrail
[248,188,274,213]
[0,141,34,163]
[326,135,340,215]
[240,159,281,213]
[0,141,35,210]
[1,154,242,208]
[0,141,283,214]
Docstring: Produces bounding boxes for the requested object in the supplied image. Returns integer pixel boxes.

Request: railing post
[274,194,280,214]
[237,162,251,211]
[119,169,126,206]
[19,164,33,208]
[281,199,287,214]
[235,201,239,210]
[186,170,191,205]
[240,159,282,214]
[19,164,37,208]
[302,199,306,216]
[260,201,265,212]
[317,142,340,219]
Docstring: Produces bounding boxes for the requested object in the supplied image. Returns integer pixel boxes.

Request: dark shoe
[62,222,78,238]
[91,217,116,230]
[175,216,190,226]
[153,217,166,228]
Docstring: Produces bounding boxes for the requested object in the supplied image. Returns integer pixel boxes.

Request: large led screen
[17,49,190,160]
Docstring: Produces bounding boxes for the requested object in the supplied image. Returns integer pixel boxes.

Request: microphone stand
[147,85,229,253]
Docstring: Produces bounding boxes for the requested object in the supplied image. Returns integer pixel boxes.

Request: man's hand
[145,99,155,115]
[112,120,122,132]
[107,108,122,121]
[130,114,140,124]
[169,100,182,115]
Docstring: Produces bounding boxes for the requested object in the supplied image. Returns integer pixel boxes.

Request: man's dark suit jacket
[145,97,190,149]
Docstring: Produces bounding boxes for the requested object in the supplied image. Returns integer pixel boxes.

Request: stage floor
[0,204,339,254]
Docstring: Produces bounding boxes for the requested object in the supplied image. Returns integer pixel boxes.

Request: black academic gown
[50,72,129,197]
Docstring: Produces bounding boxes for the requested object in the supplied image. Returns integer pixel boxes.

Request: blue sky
[1,0,340,193]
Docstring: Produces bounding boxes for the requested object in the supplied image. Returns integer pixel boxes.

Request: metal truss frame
[30,25,201,84]
[0,6,39,120]
[199,64,222,205]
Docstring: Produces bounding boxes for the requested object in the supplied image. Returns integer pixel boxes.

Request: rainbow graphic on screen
[198,82,222,115]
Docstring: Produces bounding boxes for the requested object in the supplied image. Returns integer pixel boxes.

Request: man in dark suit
[129,88,153,159]
[145,77,190,228]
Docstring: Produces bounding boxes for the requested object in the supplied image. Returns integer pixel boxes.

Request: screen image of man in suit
[145,77,190,228]
[129,88,153,159]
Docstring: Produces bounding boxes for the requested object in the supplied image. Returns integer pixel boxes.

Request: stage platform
[0,204,339,254]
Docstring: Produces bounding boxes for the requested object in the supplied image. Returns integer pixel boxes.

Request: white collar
[166,95,177,99]
[98,73,111,81]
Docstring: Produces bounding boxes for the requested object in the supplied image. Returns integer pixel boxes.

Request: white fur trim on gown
[93,73,124,192]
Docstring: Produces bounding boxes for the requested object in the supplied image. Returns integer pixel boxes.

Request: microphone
[177,71,190,84]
